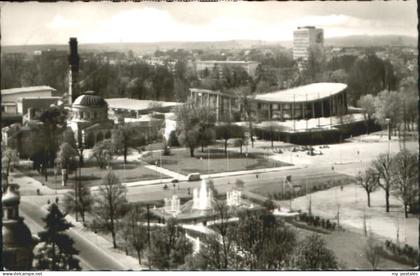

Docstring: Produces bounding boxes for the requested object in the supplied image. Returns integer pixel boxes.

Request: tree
[94,171,127,248]
[148,218,193,269]
[92,139,115,169]
[292,234,338,270]
[390,149,418,218]
[62,129,77,149]
[358,94,376,135]
[55,142,78,181]
[62,183,93,223]
[121,207,148,265]
[215,122,244,156]
[2,148,19,186]
[175,102,215,157]
[373,90,401,135]
[372,154,393,212]
[112,126,146,164]
[364,234,382,270]
[34,203,81,271]
[356,168,379,208]
[231,209,296,269]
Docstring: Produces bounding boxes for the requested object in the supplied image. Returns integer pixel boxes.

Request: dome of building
[2,187,20,207]
[73,93,107,108]
[2,221,34,248]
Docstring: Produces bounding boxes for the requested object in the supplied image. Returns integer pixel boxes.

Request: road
[123,162,357,203]
[20,197,126,270]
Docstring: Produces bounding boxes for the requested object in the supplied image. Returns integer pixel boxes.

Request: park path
[144,164,186,180]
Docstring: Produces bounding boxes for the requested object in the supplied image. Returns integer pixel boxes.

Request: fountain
[226,189,242,207]
[192,179,213,210]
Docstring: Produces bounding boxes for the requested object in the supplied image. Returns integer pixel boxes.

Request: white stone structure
[164,194,181,215]
[192,179,213,210]
[226,189,242,207]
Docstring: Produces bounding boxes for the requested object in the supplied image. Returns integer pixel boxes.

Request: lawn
[142,147,292,175]
[251,172,354,200]
[17,159,169,190]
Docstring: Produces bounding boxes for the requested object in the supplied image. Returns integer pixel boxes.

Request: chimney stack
[68,37,79,105]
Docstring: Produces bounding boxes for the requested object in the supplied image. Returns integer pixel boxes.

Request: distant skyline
[1,1,417,46]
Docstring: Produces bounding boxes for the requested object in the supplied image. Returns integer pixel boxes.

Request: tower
[2,184,37,270]
[68,37,80,105]
[293,26,324,71]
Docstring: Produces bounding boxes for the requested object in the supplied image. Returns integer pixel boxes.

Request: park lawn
[289,224,411,269]
[142,147,292,175]
[17,159,169,190]
[251,172,354,200]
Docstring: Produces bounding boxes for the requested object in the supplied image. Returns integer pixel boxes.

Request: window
[80,112,84,119]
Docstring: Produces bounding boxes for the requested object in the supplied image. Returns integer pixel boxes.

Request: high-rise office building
[293,26,324,63]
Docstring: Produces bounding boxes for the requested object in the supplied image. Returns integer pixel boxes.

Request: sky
[1,1,417,46]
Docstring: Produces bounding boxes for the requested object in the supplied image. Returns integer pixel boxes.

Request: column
[229,97,232,120]
[268,104,272,120]
[216,95,220,122]
[329,97,333,116]
[279,104,283,121]
[301,103,305,119]
[292,103,295,120]
[207,93,210,107]
[321,100,325,118]
[311,102,315,118]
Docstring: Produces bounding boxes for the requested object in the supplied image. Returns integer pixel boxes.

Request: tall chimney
[68,37,79,104]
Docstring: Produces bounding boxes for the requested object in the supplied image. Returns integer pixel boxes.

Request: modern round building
[252,83,348,121]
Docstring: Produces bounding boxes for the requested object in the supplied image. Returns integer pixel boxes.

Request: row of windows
[73,110,106,120]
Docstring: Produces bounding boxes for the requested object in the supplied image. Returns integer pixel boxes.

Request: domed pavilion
[68,91,114,148]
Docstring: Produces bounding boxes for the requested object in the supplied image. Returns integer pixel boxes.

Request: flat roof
[1,86,56,96]
[253,83,347,103]
[105,98,181,111]
[197,60,258,64]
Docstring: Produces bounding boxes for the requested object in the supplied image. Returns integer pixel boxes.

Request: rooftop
[106,98,181,111]
[197,60,258,64]
[253,83,347,103]
[1,86,56,96]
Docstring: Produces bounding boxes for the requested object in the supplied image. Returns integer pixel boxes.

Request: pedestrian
[36,189,40,195]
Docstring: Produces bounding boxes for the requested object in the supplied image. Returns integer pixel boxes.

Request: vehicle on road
[187,173,201,181]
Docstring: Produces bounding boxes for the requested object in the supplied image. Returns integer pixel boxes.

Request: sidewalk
[11,169,69,196]
[41,204,147,270]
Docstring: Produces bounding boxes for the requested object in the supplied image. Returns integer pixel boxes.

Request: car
[171,178,179,183]
[187,173,201,181]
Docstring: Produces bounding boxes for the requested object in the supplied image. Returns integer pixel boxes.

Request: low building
[106,98,181,120]
[195,60,259,79]
[189,88,241,122]
[18,97,62,123]
[1,86,57,105]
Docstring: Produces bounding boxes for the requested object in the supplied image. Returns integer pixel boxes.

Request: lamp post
[385,118,391,160]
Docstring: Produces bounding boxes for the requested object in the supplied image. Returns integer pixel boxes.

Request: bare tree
[364,234,382,270]
[94,171,128,248]
[372,154,393,212]
[356,168,379,207]
[121,207,147,264]
[2,148,19,186]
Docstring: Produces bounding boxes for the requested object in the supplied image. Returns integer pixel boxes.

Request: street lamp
[385,118,391,159]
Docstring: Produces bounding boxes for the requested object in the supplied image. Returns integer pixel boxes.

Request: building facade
[196,60,259,79]
[190,82,348,123]
[252,83,348,121]
[67,92,114,148]
[189,88,241,122]
[293,26,325,64]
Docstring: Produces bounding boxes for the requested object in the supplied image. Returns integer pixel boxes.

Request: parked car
[187,173,201,181]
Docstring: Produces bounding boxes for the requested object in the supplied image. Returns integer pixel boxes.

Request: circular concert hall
[252,83,348,121]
